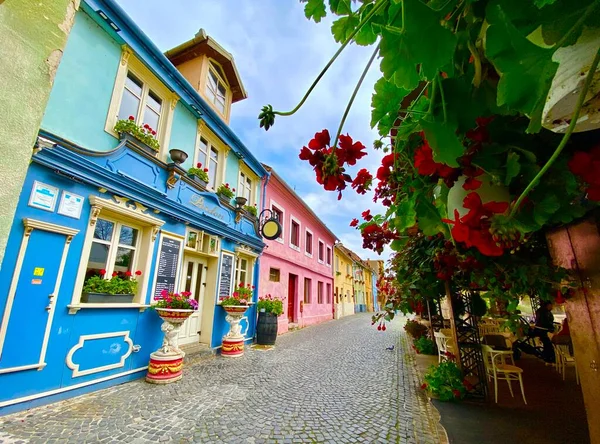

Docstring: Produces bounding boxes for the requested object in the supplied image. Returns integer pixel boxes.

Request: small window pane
[125,73,143,96]
[218,83,227,97]
[269,268,280,282]
[194,263,203,302]
[94,219,114,242]
[118,89,141,122]
[208,71,218,90]
[215,98,225,113]
[197,138,208,166]
[147,90,162,112]
[118,225,138,247]
[184,261,194,293]
[87,242,110,273]
[143,107,160,133]
[114,247,135,273]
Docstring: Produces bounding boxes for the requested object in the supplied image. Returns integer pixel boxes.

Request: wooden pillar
[547,216,600,444]
[444,281,462,371]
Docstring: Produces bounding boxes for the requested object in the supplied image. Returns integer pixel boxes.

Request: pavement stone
[0,314,445,443]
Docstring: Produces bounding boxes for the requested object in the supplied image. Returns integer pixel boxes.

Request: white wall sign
[28,181,58,212]
[57,191,84,219]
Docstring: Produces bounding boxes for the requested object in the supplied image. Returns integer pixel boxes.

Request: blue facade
[0,0,266,414]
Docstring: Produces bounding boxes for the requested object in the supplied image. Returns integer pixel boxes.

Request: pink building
[259,165,337,334]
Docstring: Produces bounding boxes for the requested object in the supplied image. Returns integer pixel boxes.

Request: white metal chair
[555,344,579,384]
[434,331,452,363]
[482,345,527,404]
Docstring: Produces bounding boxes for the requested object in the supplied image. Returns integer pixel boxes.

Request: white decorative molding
[67,303,150,315]
[0,362,47,375]
[120,45,132,66]
[0,366,147,408]
[66,331,134,378]
[234,244,259,258]
[23,219,79,237]
[89,195,165,228]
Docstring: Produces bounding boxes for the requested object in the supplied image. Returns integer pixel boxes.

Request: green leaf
[420,119,464,167]
[534,0,557,8]
[331,15,360,42]
[395,195,417,231]
[371,77,410,133]
[379,0,457,85]
[416,199,447,236]
[533,194,561,226]
[505,152,521,185]
[485,3,559,133]
[304,0,327,22]
[329,0,352,15]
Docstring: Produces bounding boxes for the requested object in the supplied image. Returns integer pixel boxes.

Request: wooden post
[445,280,462,370]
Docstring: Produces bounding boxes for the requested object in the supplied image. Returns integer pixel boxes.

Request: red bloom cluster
[351,168,373,195]
[350,218,359,227]
[361,222,397,254]
[414,138,458,183]
[142,123,157,136]
[443,192,509,256]
[299,130,367,199]
[568,146,600,201]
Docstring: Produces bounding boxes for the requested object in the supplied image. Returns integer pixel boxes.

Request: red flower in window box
[128,116,135,121]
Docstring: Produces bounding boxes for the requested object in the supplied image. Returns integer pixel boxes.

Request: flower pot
[188,174,208,188]
[81,292,135,303]
[256,312,278,345]
[155,308,194,324]
[119,132,158,155]
[169,148,188,165]
[217,193,233,206]
[222,305,249,314]
[235,196,248,207]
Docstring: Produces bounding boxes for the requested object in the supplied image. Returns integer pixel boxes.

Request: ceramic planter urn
[146,308,194,384]
[221,305,249,358]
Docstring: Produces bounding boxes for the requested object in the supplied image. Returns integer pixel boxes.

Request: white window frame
[237,162,258,206]
[305,228,313,258]
[70,195,164,309]
[317,239,325,264]
[289,215,301,251]
[270,199,285,244]
[195,122,229,191]
[105,46,178,160]
[204,59,232,120]
[335,255,340,272]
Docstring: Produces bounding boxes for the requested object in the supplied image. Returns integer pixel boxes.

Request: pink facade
[259,167,336,334]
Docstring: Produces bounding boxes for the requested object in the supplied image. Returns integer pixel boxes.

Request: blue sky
[116,0,390,261]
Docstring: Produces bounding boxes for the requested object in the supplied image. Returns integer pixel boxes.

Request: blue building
[0,0,267,413]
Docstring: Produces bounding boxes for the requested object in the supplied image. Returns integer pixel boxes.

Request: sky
[116,0,391,262]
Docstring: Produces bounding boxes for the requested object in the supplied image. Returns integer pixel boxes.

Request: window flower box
[119,131,158,156]
[81,292,135,304]
[115,117,160,155]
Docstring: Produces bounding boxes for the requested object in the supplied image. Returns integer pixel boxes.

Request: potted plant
[169,148,188,165]
[220,283,254,358]
[152,289,198,322]
[114,116,160,154]
[413,336,437,355]
[216,183,235,204]
[421,361,467,402]
[81,269,142,303]
[403,319,428,339]
[243,204,258,217]
[220,283,254,313]
[256,294,284,345]
[187,162,210,187]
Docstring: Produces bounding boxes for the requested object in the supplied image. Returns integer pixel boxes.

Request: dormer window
[206,61,228,115]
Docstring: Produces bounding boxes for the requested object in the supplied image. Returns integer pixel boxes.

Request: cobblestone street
[0,314,445,444]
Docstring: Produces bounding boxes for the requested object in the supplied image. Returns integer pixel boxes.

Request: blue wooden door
[0,230,64,369]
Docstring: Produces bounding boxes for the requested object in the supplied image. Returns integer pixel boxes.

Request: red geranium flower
[453,389,462,398]
[362,209,373,221]
[350,218,359,227]
[351,169,373,195]
[112,271,118,277]
[308,129,330,150]
[135,270,142,276]
[337,134,367,166]
[420,383,428,390]
[128,116,135,121]
[99,269,106,276]
[197,163,202,168]
[414,143,438,176]
[125,270,132,277]
[204,168,208,172]
[151,130,156,136]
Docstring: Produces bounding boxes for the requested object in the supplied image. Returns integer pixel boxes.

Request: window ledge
[68,303,150,315]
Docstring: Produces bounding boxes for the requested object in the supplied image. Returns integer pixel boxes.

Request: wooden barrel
[256,312,278,345]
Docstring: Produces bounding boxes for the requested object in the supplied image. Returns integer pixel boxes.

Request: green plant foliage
[244,204,258,217]
[216,183,235,199]
[257,294,285,316]
[413,336,436,355]
[403,319,428,339]
[423,361,467,402]
[114,118,160,151]
[82,272,140,295]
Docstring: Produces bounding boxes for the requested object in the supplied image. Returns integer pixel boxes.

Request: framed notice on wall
[57,191,84,219]
[28,181,58,212]
[217,252,235,303]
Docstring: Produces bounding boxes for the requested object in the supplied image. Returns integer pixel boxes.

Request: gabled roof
[262,164,338,242]
[164,29,247,103]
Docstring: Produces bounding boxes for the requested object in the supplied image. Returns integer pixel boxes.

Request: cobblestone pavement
[0,314,446,444]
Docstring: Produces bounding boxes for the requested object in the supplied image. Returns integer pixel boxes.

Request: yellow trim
[105,45,178,160]
[237,161,259,206]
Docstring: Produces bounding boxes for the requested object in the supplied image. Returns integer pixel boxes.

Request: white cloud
[117,0,391,263]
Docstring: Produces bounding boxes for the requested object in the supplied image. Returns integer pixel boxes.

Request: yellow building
[364,266,374,312]
[334,243,355,318]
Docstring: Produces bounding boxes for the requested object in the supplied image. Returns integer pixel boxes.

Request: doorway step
[181,343,216,365]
